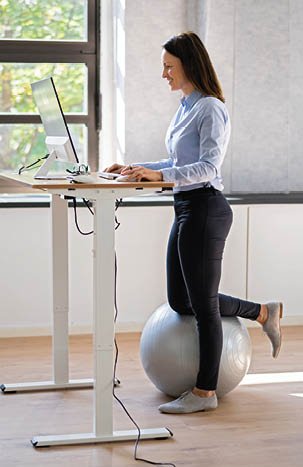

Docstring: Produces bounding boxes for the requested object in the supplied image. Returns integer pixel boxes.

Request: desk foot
[32,427,173,447]
[1,379,93,393]
[0,384,10,393]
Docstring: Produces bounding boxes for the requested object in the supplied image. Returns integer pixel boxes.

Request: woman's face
[161,49,194,96]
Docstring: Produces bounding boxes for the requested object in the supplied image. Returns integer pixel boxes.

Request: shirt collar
[180,90,203,109]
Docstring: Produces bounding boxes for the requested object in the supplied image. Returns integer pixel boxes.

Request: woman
[105,32,283,414]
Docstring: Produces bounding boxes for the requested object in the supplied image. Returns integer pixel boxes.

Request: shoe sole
[274,302,283,359]
[159,406,217,414]
[279,302,283,319]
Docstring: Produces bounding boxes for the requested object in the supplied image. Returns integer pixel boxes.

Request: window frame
[0,0,100,172]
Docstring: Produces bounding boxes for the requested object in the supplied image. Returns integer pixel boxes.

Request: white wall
[1,202,302,337]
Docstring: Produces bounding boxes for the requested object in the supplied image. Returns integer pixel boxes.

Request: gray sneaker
[263,302,283,358]
[158,391,218,414]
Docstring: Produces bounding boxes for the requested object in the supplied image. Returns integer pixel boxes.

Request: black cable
[73,197,122,236]
[115,198,122,230]
[112,340,175,466]
[18,164,43,173]
[66,164,89,176]
[112,211,175,467]
[115,198,123,210]
[72,198,94,235]
[114,253,119,323]
[18,154,49,175]
[82,198,94,216]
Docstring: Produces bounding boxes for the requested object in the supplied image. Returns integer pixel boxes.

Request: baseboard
[0,316,302,338]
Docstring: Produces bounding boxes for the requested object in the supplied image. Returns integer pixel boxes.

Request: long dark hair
[162,32,225,103]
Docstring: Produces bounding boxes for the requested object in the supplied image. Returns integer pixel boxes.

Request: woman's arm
[121,158,174,181]
[133,158,173,171]
[105,159,173,182]
[104,158,173,174]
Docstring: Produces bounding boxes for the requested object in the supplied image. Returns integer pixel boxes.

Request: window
[0,0,100,173]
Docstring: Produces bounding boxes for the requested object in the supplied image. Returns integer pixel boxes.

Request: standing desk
[0,173,174,446]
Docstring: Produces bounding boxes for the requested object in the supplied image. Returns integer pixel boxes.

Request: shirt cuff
[160,168,177,183]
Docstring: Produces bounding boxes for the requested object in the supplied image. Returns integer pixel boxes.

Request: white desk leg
[93,195,115,436]
[1,195,93,394]
[51,194,92,390]
[51,193,69,384]
[32,194,172,446]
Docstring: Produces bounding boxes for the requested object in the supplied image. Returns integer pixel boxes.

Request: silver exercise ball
[140,303,252,398]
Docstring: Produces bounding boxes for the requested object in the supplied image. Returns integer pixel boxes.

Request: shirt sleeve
[160,101,228,186]
[133,158,173,171]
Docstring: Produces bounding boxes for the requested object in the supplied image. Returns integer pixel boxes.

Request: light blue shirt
[138,90,231,192]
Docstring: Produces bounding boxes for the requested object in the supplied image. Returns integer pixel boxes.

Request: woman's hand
[121,165,163,182]
[103,163,125,174]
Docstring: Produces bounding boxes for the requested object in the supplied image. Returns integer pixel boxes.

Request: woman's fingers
[104,163,124,173]
[121,165,135,174]
[122,166,143,179]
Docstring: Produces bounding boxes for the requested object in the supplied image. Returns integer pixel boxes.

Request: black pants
[167,187,260,390]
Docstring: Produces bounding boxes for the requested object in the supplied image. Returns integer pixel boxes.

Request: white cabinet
[220,205,248,300]
[248,205,303,319]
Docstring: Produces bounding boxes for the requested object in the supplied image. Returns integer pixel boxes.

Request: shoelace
[178,390,191,400]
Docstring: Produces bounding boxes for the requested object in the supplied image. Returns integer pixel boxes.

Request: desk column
[93,193,115,436]
[51,194,69,385]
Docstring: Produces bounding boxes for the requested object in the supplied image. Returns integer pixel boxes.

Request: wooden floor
[0,326,302,467]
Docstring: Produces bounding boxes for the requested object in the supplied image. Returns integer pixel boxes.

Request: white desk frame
[1,182,172,447]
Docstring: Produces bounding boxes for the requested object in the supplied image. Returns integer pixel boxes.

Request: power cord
[112,208,175,467]
[72,198,94,235]
[66,164,89,176]
[18,154,49,175]
[113,331,175,466]
[82,197,94,216]
[18,157,88,177]
[72,198,122,236]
